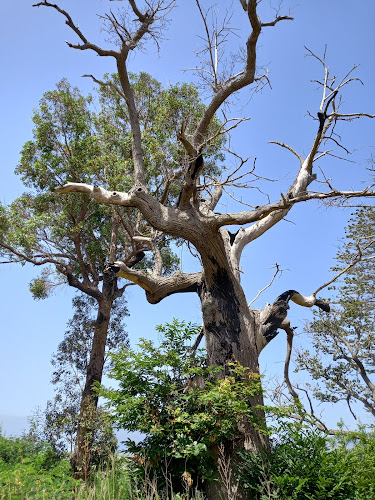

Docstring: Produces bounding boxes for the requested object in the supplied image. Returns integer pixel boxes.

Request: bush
[0,431,79,499]
[335,428,375,499]
[237,422,375,499]
[0,432,39,465]
[100,319,266,492]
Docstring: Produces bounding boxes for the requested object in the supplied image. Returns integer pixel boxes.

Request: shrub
[0,431,79,499]
[236,421,375,499]
[100,319,266,492]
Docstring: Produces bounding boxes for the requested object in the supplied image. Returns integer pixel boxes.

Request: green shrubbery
[97,319,375,497]
[237,423,375,499]
[0,432,78,499]
[2,423,375,499]
[2,319,375,499]
[0,431,135,499]
[99,319,267,492]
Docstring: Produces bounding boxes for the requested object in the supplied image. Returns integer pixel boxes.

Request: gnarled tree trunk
[197,237,269,498]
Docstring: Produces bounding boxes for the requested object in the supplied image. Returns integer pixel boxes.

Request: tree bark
[72,280,114,480]
[198,237,269,499]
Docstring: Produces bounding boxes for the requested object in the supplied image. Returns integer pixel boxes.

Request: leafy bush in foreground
[100,319,266,492]
[237,422,375,499]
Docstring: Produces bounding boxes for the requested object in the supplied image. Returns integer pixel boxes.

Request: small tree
[296,207,375,420]
[100,319,266,492]
[43,295,126,463]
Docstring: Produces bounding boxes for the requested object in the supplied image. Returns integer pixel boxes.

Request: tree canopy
[296,207,375,419]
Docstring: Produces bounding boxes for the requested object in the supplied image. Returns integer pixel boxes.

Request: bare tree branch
[313,239,375,296]
[82,74,126,100]
[33,2,119,57]
[248,263,281,306]
[279,319,300,401]
[269,141,303,165]
[107,263,202,304]
[192,0,292,147]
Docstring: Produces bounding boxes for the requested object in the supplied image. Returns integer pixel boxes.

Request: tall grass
[74,457,205,500]
[0,437,205,500]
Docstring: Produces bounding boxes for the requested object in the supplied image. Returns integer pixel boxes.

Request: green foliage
[0,431,79,499]
[0,72,226,297]
[297,207,375,417]
[0,431,42,466]
[100,319,265,490]
[52,295,129,387]
[0,435,203,500]
[29,277,49,299]
[237,422,375,499]
[16,79,96,191]
[333,428,375,498]
[75,456,134,499]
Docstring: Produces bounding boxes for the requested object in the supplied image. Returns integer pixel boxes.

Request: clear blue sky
[1,0,374,435]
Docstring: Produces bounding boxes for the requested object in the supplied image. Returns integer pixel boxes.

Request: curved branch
[313,241,375,297]
[192,1,291,146]
[116,60,146,185]
[280,319,300,401]
[33,2,119,57]
[338,337,375,397]
[0,241,67,268]
[61,264,102,300]
[55,182,134,205]
[269,141,303,165]
[107,263,202,304]
[257,289,330,354]
[132,233,163,276]
[82,74,126,100]
[55,182,200,241]
[261,15,293,27]
[333,112,375,120]
[248,263,281,306]
[128,0,147,22]
[203,184,223,212]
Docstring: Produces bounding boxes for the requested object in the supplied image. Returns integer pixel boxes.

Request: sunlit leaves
[99,320,265,483]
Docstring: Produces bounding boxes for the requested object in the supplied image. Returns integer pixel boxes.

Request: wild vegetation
[2,407,375,499]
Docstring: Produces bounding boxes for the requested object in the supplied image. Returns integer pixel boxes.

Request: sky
[0,0,374,436]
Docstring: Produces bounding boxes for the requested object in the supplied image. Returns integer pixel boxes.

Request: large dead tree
[33,0,374,495]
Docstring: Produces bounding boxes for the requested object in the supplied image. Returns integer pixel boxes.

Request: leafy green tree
[0,74,222,479]
[0,79,129,479]
[296,207,375,419]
